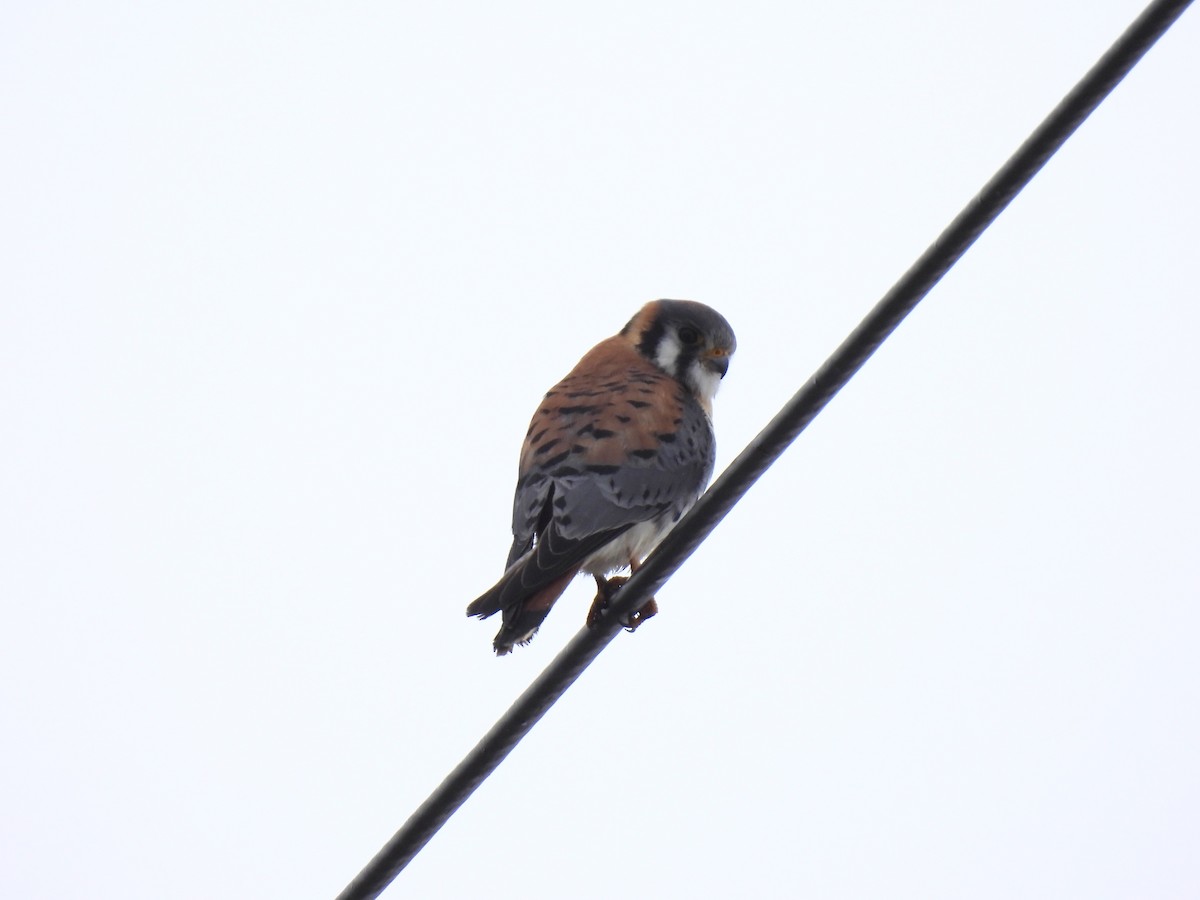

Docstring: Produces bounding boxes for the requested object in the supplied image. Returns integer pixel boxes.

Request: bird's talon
[587,575,627,629]
[585,595,606,629]
[588,576,660,632]
[621,598,659,632]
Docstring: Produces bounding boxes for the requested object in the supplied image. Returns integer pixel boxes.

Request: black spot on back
[541,450,571,468]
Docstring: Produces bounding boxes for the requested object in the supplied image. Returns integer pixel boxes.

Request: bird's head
[621,299,737,411]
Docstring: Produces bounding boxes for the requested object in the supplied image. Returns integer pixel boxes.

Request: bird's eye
[678,326,701,345]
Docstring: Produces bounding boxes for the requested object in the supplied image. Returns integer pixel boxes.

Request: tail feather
[465,562,520,620]
[487,569,576,655]
[467,522,631,654]
[467,524,626,620]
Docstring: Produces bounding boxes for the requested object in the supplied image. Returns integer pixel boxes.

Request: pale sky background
[3,2,1198,898]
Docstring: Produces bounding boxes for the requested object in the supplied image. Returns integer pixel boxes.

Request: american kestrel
[466,299,736,655]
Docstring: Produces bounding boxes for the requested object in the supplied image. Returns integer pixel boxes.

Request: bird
[466,299,736,655]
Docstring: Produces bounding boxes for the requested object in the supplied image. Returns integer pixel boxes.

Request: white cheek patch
[654,334,682,376]
[688,362,722,408]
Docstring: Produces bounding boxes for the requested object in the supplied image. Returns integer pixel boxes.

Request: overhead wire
[335,1,1194,897]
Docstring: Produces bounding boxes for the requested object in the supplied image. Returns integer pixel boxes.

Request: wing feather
[514,343,711,558]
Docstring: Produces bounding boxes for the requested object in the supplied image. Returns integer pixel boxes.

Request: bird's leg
[586,559,659,632]
[586,573,627,629]
[580,556,657,633]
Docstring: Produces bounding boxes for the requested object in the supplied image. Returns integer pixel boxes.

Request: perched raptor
[466,299,736,655]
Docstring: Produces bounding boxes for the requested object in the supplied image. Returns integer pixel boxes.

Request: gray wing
[468,370,714,622]
[507,393,714,570]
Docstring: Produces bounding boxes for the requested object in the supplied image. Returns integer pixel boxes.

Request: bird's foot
[586,575,656,632]
[586,575,626,629]
[621,597,658,632]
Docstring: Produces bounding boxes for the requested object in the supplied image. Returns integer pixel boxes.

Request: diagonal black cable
[336,2,1192,897]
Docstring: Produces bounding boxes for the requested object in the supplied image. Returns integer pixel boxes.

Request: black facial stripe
[642,318,703,380]
[674,343,701,379]
[635,314,667,361]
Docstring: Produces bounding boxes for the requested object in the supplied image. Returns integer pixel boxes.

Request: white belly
[579,515,674,576]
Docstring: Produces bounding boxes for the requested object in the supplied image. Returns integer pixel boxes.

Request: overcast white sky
[3,2,1199,898]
